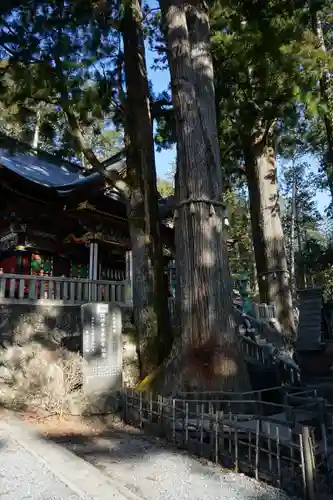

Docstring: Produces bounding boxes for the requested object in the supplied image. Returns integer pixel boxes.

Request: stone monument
[81,303,122,401]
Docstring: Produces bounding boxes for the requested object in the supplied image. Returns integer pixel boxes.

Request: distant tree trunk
[296,223,307,289]
[311,7,333,201]
[244,136,296,343]
[160,0,250,391]
[290,165,297,297]
[121,0,173,377]
[32,108,41,149]
[251,246,259,298]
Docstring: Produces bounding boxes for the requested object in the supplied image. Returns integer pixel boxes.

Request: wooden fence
[0,273,128,304]
[117,388,330,500]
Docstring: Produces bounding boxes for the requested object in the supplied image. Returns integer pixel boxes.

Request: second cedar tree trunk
[121,0,172,377]
[244,136,296,343]
[160,0,250,391]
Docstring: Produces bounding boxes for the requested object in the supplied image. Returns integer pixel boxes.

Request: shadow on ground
[37,423,299,500]
[43,425,178,463]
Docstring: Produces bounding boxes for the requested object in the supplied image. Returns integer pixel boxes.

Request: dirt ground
[23,410,126,438]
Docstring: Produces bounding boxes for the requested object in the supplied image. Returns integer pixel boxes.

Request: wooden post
[220,410,225,454]
[276,425,281,486]
[149,392,153,424]
[255,419,260,481]
[209,402,214,458]
[124,390,128,423]
[301,426,316,500]
[0,275,5,298]
[228,411,232,455]
[215,411,219,464]
[200,404,204,456]
[139,391,143,428]
[300,432,307,497]
[234,416,239,473]
[172,399,176,444]
[185,402,189,446]
[267,422,272,472]
[125,251,133,304]
[158,395,162,424]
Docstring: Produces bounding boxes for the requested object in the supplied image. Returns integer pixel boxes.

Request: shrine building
[0,134,175,304]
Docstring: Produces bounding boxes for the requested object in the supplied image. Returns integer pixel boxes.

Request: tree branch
[53,57,128,196]
[64,104,128,195]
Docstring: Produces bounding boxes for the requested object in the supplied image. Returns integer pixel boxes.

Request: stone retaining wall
[0,302,140,387]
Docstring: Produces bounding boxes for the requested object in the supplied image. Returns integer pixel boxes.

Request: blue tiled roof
[0,148,85,188]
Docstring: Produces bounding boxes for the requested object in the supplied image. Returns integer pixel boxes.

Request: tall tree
[159,0,250,391]
[121,0,172,375]
[309,0,333,201]
[210,0,325,342]
[280,159,322,289]
[0,0,172,376]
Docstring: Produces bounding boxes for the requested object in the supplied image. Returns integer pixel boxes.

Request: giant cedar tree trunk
[121,1,172,377]
[244,138,296,343]
[159,0,250,391]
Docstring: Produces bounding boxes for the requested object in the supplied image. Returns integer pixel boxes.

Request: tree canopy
[3,0,333,383]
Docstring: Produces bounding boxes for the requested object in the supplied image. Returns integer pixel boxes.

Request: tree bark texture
[122,0,173,376]
[244,138,296,343]
[159,0,250,391]
[127,204,156,379]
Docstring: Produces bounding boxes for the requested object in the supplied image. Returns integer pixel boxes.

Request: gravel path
[0,431,82,500]
[0,416,301,500]
[64,430,301,500]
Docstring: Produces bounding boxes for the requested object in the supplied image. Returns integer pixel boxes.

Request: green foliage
[210,0,330,166]
[3,0,333,307]
[224,188,254,282]
[296,237,333,297]
[0,0,123,159]
[0,0,172,161]
[279,159,324,289]
[157,177,174,197]
[321,266,333,300]
[280,160,322,234]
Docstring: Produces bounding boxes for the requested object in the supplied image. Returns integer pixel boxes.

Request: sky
[145,27,330,215]
[145,48,175,179]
